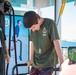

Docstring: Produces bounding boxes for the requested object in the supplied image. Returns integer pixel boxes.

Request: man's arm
[4,41,10,63]
[53,40,64,65]
[0,26,10,63]
[26,41,34,67]
[30,41,34,62]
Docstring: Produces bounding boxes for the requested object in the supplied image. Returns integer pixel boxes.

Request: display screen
[5,15,29,75]
[68,47,76,62]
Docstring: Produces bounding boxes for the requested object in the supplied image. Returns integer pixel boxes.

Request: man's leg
[30,67,39,75]
[39,68,53,75]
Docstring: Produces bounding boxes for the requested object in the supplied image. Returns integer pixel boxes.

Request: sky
[61,2,76,41]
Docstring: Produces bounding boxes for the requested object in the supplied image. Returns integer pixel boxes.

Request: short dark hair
[17,20,21,24]
[23,11,40,28]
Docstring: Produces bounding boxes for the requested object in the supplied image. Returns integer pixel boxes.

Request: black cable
[12,7,18,75]
[6,13,12,75]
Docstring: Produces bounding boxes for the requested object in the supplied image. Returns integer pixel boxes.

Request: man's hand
[6,53,10,63]
[59,59,76,75]
[61,59,70,70]
[26,60,32,67]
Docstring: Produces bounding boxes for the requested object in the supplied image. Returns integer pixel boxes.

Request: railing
[12,63,28,75]
[12,63,59,75]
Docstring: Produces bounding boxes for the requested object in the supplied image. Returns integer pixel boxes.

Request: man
[59,59,76,75]
[15,20,22,39]
[23,11,63,75]
[0,26,10,75]
[11,20,22,51]
[12,20,22,41]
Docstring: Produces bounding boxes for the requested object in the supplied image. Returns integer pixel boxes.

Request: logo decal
[42,27,47,36]
[5,18,10,26]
